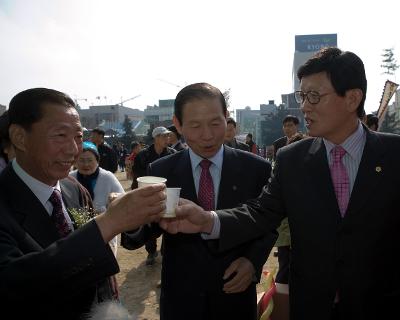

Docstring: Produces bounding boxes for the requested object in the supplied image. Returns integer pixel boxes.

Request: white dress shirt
[12,159,74,230]
[188,147,224,239]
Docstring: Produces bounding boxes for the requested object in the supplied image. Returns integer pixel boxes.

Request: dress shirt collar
[12,159,62,207]
[188,145,224,171]
[323,121,365,160]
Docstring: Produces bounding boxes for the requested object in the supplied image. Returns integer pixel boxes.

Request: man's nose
[300,100,312,113]
[202,126,214,140]
[66,138,80,155]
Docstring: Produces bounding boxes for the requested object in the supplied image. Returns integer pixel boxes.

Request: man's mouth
[58,161,74,167]
[304,118,313,127]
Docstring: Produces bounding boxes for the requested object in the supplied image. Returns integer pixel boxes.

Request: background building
[293,34,337,91]
[144,99,175,128]
[236,107,260,142]
[78,105,144,135]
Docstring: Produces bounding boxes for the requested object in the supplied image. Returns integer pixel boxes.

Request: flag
[377,80,399,127]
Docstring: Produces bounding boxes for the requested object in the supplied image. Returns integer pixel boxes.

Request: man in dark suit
[0,88,166,319]
[90,127,118,173]
[131,126,176,265]
[167,124,187,151]
[224,117,250,151]
[121,83,272,320]
[160,48,400,319]
[272,115,301,159]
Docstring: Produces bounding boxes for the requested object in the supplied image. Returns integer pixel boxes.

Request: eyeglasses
[294,90,334,105]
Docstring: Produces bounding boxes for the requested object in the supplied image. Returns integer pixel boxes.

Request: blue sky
[0,0,399,114]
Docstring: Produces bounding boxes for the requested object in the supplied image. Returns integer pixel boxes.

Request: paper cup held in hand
[137,176,167,188]
[164,188,181,218]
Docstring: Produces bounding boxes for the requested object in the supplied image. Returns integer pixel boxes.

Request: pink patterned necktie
[330,146,349,217]
[198,159,214,211]
[49,190,72,237]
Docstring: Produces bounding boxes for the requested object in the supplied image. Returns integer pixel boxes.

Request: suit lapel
[2,166,59,247]
[172,150,198,202]
[217,146,241,209]
[60,178,82,210]
[346,130,385,216]
[304,138,341,220]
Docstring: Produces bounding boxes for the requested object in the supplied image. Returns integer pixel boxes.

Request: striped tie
[49,190,72,237]
[330,146,349,217]
[198,159,214,211]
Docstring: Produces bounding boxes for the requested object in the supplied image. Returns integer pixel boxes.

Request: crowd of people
[0,46,398,320]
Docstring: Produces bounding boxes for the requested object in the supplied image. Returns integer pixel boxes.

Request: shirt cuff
[201,211,220,240]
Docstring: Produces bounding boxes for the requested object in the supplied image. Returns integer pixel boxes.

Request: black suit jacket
[172,140,187,151]
[217,129,400,319]
[98,143,118,173]
[272,136,287,159]
[122,146,272,320]
[225,138,250,152]
[0,166,119,319]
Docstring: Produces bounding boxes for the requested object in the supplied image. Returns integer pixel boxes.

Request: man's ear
[172,115,183,135]
[9,124,27,152]
[345,89,363,113]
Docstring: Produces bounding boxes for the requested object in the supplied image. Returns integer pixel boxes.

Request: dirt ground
[115,172,278,320]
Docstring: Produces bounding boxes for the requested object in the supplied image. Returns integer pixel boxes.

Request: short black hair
[366,114,379,129]
[167,124,181,140]
[174,83,227,125]
[283,115,299,125]
[131,141,140,150]
[246,133,253,139]
[297,47,367,118]
[92,127,105,137]
[8,88,75,131]
[226,117,237,127]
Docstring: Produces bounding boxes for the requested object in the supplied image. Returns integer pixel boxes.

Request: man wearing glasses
[160,47,400,319]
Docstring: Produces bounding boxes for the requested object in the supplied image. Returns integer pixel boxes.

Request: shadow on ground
[117,244,162,320]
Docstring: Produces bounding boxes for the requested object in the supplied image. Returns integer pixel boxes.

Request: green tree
[119,115,137,149]
[381,48,399,75]
[223,89,234,118]
[379,111,400,134]
[223,89,231,108]
[122,115,133,136]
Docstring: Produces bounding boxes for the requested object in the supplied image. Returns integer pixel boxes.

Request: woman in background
[70,141,125,255]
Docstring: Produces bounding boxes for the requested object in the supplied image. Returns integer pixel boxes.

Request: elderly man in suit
[122,82,272,320]
[160,48,400,320]
[0,88,166,319]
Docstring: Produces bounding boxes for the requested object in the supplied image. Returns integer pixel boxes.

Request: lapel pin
[375,166,382,173]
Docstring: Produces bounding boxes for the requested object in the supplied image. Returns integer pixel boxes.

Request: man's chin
[198,148,218,158]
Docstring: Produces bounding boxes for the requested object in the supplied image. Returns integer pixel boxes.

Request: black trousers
[145,235,157,254]
[275,245,291,284]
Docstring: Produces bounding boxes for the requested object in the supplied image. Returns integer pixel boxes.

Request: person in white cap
[131,126,176,265]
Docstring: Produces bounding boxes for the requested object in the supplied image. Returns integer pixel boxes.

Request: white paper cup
[137,176,167,188]
[164,187,181,218]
